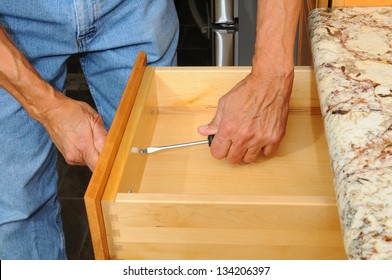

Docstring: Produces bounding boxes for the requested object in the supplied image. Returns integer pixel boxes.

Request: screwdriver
[137,135,215,154]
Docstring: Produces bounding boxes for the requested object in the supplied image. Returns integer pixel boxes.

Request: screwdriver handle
[207,134,215,146]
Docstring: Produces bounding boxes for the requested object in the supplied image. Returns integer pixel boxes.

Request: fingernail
[198,125,209,130]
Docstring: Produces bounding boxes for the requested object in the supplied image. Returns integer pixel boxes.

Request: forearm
[0,26,61,123]
[252,0,301,77]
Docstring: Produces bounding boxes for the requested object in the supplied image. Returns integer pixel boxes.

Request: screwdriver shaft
[140,139,209,154]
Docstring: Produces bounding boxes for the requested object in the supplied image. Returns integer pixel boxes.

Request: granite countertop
[309,7,392,259]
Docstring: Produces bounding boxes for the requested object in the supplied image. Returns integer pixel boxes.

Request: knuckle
[64,154,77,165]
[220,123,236,138]
[217,96,226,106]
[241,130,255,143]
[265,129,284,145]
[63,150,82,166]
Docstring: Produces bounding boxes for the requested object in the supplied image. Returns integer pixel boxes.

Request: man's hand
[1,26,107,171]
[198,0,300,164]
[198,70,294,164]
[40,94,107,171]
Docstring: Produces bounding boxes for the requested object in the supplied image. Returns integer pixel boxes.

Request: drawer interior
[95,65,346,260]
[140,111,332,196]
[103,67,334,199]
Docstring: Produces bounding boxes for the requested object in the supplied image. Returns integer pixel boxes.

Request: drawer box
[85,52,346,260]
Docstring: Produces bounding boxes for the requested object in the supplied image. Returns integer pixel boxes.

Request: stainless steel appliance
[188,0,258,66]
[210,0,258,66]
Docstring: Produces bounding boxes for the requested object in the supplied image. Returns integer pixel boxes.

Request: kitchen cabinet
[84,52,346,260]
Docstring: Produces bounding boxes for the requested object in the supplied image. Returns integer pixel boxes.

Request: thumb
[198,123,218,136]
[92,116,108,154]
[85,122,106,172]
[198,111,222,136]
[85,148,99,171]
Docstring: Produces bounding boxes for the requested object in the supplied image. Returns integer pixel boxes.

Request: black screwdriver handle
[207,134,215,147]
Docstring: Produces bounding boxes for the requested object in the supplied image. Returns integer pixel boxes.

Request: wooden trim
[316,0,330,7]
[297,2,305,65]
[306,0,315,10]
[297,1,314,66]
[84,51,147,260]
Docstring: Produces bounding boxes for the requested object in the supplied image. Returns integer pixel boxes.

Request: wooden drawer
[85,52,346,260]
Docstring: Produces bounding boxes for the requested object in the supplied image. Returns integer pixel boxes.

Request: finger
[92,116,107,154]
[262,143,280,157]
[85,147,99,171]
[225,142,248,164]
[242,146,263,163]
[210,133,232,159]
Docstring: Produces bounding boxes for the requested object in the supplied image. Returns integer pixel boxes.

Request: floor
[59,0,211,260]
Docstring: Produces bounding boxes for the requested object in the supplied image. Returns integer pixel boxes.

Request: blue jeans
[0,0,178,259]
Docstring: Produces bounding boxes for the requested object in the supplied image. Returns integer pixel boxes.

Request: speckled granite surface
[309,7,392,259]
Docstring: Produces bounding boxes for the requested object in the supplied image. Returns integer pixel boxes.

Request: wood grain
[96,66,346,259]
[106,194,345,259]
[84,51,147,260]
[103,67,158,197]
